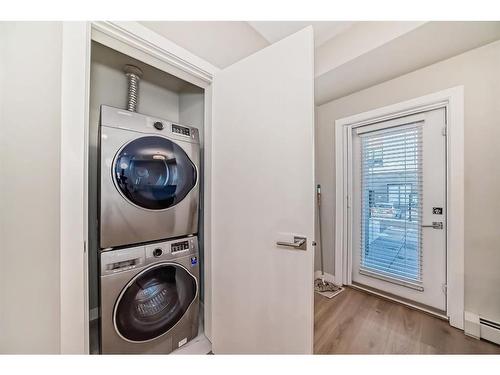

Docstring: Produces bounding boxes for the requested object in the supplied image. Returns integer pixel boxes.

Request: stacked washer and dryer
[98,66,201,354]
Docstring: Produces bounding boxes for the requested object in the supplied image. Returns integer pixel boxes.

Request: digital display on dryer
[172,124,191,136]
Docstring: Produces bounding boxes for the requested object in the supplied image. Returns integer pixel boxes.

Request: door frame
[59,21,218,353]
[334,86,464,330]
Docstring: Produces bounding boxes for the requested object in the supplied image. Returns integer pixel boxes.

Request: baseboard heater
[465,311,500,345]
[479,318,500,345]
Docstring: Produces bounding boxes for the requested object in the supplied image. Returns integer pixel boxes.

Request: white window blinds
[358,123,423,288]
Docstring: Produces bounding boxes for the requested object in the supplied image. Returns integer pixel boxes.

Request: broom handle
[317,184,325,277]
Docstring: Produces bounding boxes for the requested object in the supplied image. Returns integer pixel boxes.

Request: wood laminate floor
[314,287,500,354]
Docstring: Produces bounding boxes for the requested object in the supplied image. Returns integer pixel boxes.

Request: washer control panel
[144,236,197,263]
[152,248,163,257]
[101,236,199,275]
[171,240,190,254]
[100,245,145,276]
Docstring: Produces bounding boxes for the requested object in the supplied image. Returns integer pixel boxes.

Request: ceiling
[140,21,269,68]
[139,21,500,105]
[140,21,356,68]
[315,21,500,104]
[247,21,355,47]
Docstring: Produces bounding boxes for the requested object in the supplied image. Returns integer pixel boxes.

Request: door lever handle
[422,222,443,229]
[276,236,307,250]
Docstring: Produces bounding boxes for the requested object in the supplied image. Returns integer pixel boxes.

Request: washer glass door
[114,263,197,342]
[113,136,197,210]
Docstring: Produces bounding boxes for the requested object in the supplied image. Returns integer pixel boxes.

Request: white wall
[316,39,500,322]
[179,87,205,135]
[90,42,182,124]
[0,22,63,353]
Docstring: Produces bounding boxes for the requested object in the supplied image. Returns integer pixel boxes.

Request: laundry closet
[87,39,207,354]
[60,21,316,355]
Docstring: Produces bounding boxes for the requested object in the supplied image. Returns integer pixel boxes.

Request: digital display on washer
[171,240,190,253]
[172,124,191,136]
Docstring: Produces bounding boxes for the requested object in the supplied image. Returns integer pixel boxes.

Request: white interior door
[351,108,447,311]
[211,28,315,354]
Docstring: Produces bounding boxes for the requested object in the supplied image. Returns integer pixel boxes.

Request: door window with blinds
[358,123,423,288]
[351,108,446,311]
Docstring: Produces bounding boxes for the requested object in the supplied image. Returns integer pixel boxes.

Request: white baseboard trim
[464,311,500,345]
[464,311,480,338]
[314,271,341,286]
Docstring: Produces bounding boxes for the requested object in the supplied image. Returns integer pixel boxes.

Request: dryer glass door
[114,263,197,342]
[113,136,197,210]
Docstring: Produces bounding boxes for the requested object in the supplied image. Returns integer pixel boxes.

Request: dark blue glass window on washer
[114,136,197,210]
[115,264,197,342]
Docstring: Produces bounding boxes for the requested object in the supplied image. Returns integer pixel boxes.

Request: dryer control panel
[172,124,191,137]
[100,105,200,144]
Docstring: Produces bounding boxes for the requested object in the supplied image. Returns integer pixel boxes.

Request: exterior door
[352,108,447,311]
[211,28,315,353]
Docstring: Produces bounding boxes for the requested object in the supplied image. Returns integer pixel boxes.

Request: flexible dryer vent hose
[123,65,143,112]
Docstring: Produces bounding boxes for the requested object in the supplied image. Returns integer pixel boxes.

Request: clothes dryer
[99,105,200,249]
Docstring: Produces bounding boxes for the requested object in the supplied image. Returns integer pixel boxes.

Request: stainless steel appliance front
[100,236,200,354]
[99,105,200,249]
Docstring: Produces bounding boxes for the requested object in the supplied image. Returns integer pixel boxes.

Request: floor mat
[314,279,345,299]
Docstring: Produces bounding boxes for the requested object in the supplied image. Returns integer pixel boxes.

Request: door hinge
[84,241,87,254]
[442,283,448,294]
[347,194,351,208]
[442,126,447,136]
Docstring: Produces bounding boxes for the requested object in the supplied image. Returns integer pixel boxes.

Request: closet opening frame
[60,21,218,354]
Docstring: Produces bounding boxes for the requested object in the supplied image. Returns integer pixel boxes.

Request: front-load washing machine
[99,105,200,249]
[100,236,199,354]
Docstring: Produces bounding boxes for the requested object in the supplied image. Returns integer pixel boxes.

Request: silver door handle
[276,236,307,250]
[422,222,443,229]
